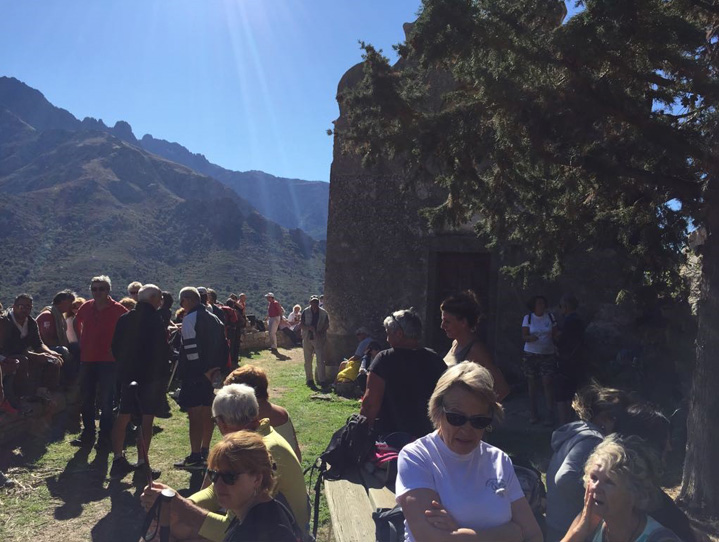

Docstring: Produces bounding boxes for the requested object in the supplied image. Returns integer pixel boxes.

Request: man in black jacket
[109,284,167,479]
[174,286,226,469]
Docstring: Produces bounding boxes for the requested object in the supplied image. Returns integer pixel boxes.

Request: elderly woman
[441,290,510,401]
[546,384,631,542]
[562,435,682,542]
[208,431,301,542]
[396,361,543,542]
[224,365,302,461]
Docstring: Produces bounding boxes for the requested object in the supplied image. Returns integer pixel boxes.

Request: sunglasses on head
[207,469,243,485]
[443,408,493,429]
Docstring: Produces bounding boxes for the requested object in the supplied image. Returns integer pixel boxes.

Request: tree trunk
[679,177,719,518]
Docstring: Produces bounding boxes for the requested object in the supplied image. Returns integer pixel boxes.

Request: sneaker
[306,380,316,389]
[173,454,206,470]
[109,456,136,480]
[200,448,209,461]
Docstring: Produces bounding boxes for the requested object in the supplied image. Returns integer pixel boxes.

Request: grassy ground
[0,347,357,542]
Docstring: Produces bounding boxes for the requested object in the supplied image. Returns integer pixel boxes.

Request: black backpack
[373,504,405,542]
[305,414,376,538]
[513,464,547,519]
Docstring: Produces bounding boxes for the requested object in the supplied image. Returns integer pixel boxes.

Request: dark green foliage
[338,0,718,293]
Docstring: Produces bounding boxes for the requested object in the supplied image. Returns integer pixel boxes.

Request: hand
[565,485,602,541]
[140,481,171,512]
[424,500,460,532]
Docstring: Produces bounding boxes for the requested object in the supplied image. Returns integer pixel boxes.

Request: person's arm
[510,497,543,542]
[359,372,385,429]
[141,482,210,540]
[468,342,510,402]
[399,488,523,541]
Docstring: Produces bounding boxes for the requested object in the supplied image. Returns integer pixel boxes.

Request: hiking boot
[70,429,95,447]
[173,454,206,470]
[306,380,316,390]
[109,456,136,480]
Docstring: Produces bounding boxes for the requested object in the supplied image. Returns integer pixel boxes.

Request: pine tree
[337,0,719,516]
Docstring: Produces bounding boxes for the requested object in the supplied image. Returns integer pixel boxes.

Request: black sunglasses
[207,469,243,485]
[443,408,493,429]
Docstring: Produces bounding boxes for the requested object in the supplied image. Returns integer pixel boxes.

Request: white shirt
[396,431,524,542]
[522,312,556,355]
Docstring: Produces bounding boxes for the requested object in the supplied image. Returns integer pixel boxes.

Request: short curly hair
[583,434,662,512]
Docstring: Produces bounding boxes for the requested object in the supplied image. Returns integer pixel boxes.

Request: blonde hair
[428,361,504,429]
[583,435,662,511]
[208,430,276,495]
[119,297,136,310]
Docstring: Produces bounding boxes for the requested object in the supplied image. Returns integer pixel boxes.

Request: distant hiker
[71,276,127,449]
[521,295,558,426]
[109,284,167,480]
[300,295,330,389]
[265,292,284,351]
[173,286,226,469]
[127,281,142,302]
[360,308,446,439]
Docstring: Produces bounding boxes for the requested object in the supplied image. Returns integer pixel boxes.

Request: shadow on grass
[47,445,112,520]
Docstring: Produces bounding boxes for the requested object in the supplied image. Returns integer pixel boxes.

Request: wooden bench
[324,466,396,542]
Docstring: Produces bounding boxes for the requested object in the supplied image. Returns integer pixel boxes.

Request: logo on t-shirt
[486,478,507,496]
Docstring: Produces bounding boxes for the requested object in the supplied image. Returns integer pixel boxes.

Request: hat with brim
[265,292,275,298]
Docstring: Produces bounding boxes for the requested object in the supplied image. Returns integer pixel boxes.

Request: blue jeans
[79,362,116,435]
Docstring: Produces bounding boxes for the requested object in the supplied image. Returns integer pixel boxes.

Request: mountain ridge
[0,76,329,239]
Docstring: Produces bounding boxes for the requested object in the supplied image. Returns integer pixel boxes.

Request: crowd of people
[0,279,698,542]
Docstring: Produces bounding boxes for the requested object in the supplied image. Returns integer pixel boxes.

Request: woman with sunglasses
[208,430,301,542]
[396,362,543,542]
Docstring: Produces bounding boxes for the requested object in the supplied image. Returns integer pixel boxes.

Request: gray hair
[179,287,201,304]
[90,275,112,291]
[212,384,259,428]
[428,361,504,429]
[383,308,422,340]
[583,434,662,512]
[138,284,162,303]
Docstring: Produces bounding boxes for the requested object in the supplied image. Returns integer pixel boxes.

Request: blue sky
[1,1,579,183]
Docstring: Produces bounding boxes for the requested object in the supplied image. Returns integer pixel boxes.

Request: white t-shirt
[522,312,556,355]
[396,431,525,542]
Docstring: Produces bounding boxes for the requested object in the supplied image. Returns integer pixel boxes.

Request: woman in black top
[208,431,300,542]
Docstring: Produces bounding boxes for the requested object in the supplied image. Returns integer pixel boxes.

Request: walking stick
[129,381,154,487]
[140,487,175,542]
[158,488,175,542]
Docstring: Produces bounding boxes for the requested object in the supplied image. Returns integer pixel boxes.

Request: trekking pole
[130,381,154,487]
[158,488,175,542]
